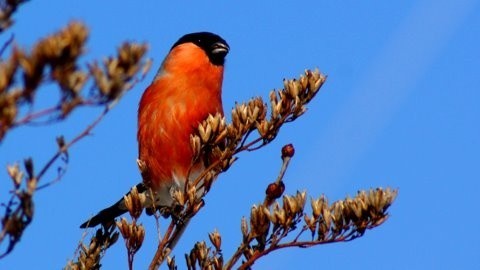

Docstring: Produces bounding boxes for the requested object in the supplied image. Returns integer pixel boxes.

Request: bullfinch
[80,32,229,228]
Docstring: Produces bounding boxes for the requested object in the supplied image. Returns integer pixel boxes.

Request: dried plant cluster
[226,188,397,269]
[184,235,222,270]
[117,186,146,269]
[66,224,119,270]
[67,187,147,270]
[0,21,150,259]
[185,187,397,270]
[0,21,150,141]
[143,69,327,269]
[0,5,398,270]
[179,144,397,270]
[191,69,326,186]
[0,0,26,32]
[73,68,396,270]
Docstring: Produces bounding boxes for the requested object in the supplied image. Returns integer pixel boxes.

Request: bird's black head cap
[172,32,229,66]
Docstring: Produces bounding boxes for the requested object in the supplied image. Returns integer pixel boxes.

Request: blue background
[1,0,479,269]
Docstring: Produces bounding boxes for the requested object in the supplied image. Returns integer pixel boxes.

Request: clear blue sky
[1,0,479,269]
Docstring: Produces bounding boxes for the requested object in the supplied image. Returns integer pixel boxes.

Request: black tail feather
[80,183,147,228]
[80,199,127,228]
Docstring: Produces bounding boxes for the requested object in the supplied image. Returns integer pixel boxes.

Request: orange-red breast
[80,32,229,228]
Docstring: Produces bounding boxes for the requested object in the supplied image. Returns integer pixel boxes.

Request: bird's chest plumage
[137,73,223,191]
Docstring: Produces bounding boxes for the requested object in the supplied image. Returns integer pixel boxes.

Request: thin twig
[292,226,308,243]
[238,129,254,150]
[0,194,15,244]
[224,243,249,270]
[238,234,358,270]
[35,163,67,191]
[35,106,109,183]
[149,220,176,270]
[0,34,14,59]
[13,105,62,127]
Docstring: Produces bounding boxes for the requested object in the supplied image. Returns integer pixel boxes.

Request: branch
[0,0,27,32]
[0,21,151,259]
[145,69,326,269]
[76,68,396,270]
[66,223,119,270]
[0,33,14,58]
[0,22,151,141]
[191,145,398,270]
[36,105,109,189]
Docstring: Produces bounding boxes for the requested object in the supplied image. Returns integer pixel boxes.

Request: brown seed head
[208,229,222,251]
[281,144,295,159]
[265,180,285,201]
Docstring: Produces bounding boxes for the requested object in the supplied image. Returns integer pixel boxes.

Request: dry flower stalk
[66,223,119,270]
[224,187,397,270]
[117,218,145,270]
[186,146,397,270]
[116,182,146,269]
[186,240,223,270]
[1,21,150,259]
[0,21,150,141]
[0,158,36,259]
[117,183,147,269]
[123,186,146,221]
[264,144,294,206]
[0,0,26,32]
[68,66,395,270]
[178,145,397,270]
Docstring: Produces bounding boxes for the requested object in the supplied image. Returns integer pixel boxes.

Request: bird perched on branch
[80,32,229,228]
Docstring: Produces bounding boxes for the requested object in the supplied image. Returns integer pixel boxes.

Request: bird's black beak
[211,42,229,55]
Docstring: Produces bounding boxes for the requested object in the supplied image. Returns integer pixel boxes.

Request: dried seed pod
[295,191,307,212]
[272,203,286,226]
[265,181,285,202]
[311,195,328,220]
[186,182,197,205]
[250,205,270,237]
[208,229,222,251]
[7,163,23,188]
[172,188,185,206]
[123,186,145,220]
[281,144,295,159]
[198,121,213,143]
[190,134,202,160]
[241,216,249,241]
[116,218,131,239]
[304,213,317,235]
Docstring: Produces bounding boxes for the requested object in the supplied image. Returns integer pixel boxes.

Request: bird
[80,32,229,228]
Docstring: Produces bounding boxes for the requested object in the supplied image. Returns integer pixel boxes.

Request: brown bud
[241,217,249,241]
[208,229,222,251]
[281,144,295,159]
[116,218,131,239]
[24,158,34,179]
[194,241,208,261]
[167,256,176,270]
[186,182,197,205]
[265,181,285,201]
[190,134,201,160]
[172,188,185,206]
[7,163,23,188]
[272,203,286,226]
[123,186,145,220]
[192,199,205,214]
[304,213,317,234]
